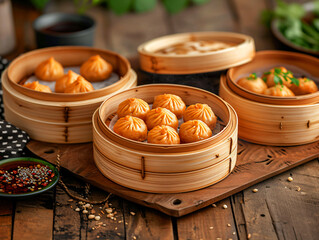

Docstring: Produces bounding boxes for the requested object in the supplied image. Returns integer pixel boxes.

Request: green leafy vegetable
[247,73,257,80]
[262,0,319,52]
[163,0,189,14]
[133,0,157,13]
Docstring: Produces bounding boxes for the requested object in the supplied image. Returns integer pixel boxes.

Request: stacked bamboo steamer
[93,84,238,193]
[2,46,137,143]
[219,50,319,146]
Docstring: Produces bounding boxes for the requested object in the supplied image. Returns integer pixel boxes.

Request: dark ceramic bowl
[33,12,95,48]
[0,157,59,198]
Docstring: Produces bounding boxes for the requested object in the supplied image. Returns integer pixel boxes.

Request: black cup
[33,12,95,48]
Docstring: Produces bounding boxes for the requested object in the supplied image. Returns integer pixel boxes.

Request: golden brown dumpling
[64,76,94,93]
[263,85,295,97]
[145,107,178,130]
[35,57,64,81]
[179,120,212,143]
[262,67,293,88]
[183,103,217,130]
[80,55,113,82]
[117,98,150,121]
[289,77,318,95]
[147,125,180,145]
[22,81,52,93]
[113,115,147,142]
[237,73,267,94]
[55,70,80,93]
[152,94,186,119]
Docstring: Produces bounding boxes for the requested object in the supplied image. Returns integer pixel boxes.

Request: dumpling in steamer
[113,115,147,142]
[145,107,178,130]
[237,73,267,94]
[262,67,293,88]
[263,85,295,97]
[152,94,186,119]
[35,57,64,81]
[22,81,52,93]
[179,120,212,143]
[117,98,150,121]
[55,70,80,93]
[289,77,318,95]
[183,103,217,130]
[147,125,180,144]
[64,76,94,93]
[80,55,113,82]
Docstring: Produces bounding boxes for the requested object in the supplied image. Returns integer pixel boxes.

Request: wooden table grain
[1,0,318,239]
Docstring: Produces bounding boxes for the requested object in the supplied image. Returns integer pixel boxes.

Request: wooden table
[1,0,319,239]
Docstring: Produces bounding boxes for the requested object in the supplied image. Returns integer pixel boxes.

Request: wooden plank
[27,139,319,217]
[108,3,171,57]
[177,198,238,240]
[0,199,13,240]
[12,190,54,240]
[123,200,174,240]
[232,0,276,50]
[232,159,319,239]
[169,0,235,33]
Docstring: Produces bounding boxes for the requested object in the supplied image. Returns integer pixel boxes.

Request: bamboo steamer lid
[138,32,255,74]
[219,74,319,146]
[93,84,239,193]
[226,51,319,105]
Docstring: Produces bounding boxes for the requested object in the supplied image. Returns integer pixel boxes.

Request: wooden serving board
[27,139,319,217]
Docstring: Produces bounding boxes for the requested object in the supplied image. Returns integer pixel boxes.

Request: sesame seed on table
[1,0,318,240]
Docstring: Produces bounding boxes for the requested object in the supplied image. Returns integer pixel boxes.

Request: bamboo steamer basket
[226,51,319,105]
[7,46,132,102]
[2,46,137,143]
[93,84,238,193]
[138,32,255,74]
[219,74,319,146]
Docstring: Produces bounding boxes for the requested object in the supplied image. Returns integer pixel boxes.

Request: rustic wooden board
[27,139,319,217]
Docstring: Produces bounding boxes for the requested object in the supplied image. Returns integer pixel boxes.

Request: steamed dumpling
[117,98,150,121]
[183,103,217,130]
[289,77,318,95]
[55,70,80,93]
[113,115,147,142]
[22,81,52,93]
[179,120,212,143]
[237,74,267,94]
[80,55,113,82]
[263,85,295,97]
[262,67,293,88]
[145,107,178,130]
[35,57,64,81]
[64,76,94,93]
[147,125,180,144]
[152,94,186,119]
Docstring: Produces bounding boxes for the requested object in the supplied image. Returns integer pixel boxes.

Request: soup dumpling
[152,94,186,119]
[179,120,212,143]
[113,115,147,142]
[183,103,217,130]
[147,125,180,144]
[145,107,178,130]
[55,70,80,93]
[80,55,113,82]
[289,77,318,95]
[263,85,295,97]
[35,57,64,81]
[237,73,267,94]
[117,98,150,121]
[64,76,94,93]
[262,67,293,88]
[22,81,52,93]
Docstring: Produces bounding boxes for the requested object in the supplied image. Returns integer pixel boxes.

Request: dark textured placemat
[0,57,30,160]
